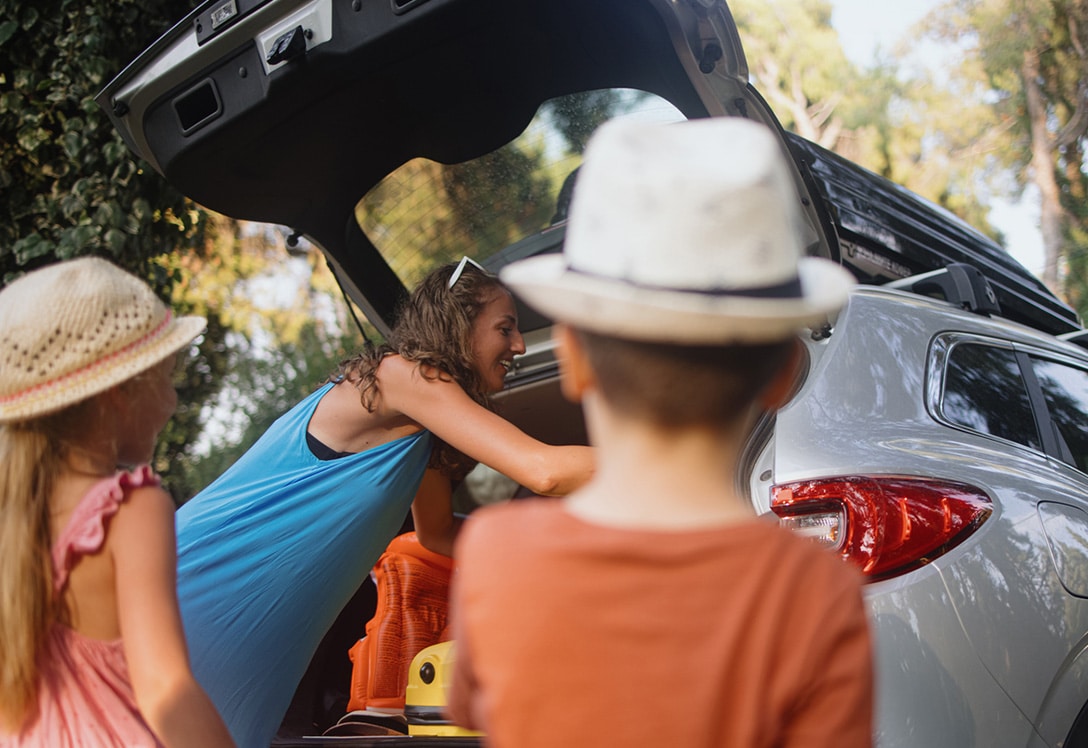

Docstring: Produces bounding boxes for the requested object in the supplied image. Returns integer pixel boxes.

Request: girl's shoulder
[53,467,168,586]
[105,468,175,526]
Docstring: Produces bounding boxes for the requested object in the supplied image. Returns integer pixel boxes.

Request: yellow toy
[405,641,483,738]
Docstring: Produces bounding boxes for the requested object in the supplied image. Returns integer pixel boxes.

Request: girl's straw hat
[500,117,856,344]
[0,257,207,422]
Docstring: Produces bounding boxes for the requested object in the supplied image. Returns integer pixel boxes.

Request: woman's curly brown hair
[336,260,507,482]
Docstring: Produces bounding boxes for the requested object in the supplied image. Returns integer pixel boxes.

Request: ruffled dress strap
[15,465,165,747]
[52,465,159,593]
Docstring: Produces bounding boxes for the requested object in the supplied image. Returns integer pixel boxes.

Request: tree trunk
[1022,48,1066,292]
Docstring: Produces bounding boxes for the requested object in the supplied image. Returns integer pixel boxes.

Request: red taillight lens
[770,477,992,581]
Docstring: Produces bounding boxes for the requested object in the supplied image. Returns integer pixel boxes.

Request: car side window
[942,343,1041,450]
[1029,357,1088,471]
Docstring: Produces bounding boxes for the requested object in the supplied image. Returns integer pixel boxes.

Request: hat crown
[565,118,806,293]
[0,258,171,406]
[499,117,855,344]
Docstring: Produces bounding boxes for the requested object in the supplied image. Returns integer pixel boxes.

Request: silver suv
[100,0,1088,745]
[751,269,1088,747]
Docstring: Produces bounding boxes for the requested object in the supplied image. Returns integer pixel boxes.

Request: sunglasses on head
[448,256,488,289]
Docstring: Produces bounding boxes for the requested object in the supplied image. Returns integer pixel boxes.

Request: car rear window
[354,88,685,289]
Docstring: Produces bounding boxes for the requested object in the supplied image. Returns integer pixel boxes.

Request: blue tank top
[175,382,432,747]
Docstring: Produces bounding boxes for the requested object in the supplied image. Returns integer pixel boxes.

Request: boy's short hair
[575,328,797,428]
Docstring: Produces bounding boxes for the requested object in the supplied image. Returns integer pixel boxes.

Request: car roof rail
[1058,329,1088,350]
[884,263,1002,317]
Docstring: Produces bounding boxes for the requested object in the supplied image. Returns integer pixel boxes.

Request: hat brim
[501,255,855,344]
[0,315,207,423]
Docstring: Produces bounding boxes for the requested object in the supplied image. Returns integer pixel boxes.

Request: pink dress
[3,467,163,747]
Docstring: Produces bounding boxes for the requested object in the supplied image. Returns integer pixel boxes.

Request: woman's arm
[411,468,463,556]
[381,356,594,496]
[111,486,236,748]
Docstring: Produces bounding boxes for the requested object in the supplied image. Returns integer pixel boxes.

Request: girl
[0,257,234,747]
[175,257,594,748]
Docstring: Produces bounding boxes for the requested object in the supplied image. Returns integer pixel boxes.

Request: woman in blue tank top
[175,259,595,748]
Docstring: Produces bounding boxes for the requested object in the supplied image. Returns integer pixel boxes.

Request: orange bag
[347,532,455,713]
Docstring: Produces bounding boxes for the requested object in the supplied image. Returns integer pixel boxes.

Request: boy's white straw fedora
[500,117,856,344]
[0,257,207,422]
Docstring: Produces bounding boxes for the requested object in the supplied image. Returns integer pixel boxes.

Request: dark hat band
[566,264,804,299]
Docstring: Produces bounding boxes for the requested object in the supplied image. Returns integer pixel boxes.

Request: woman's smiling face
[470,288,526,393]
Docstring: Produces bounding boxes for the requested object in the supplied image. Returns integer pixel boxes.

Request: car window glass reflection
[943,344,1040,450]
[1030,357,1088,472]
[354,89,685,289]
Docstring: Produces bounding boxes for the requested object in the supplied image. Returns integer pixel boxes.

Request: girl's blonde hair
[337,260,507,482]
[0,395,113,731]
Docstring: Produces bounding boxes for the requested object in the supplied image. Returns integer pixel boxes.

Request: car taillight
[770,477,992,582]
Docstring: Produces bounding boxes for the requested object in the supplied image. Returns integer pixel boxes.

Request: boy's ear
[759,338,804,410]
[553,324,595,404]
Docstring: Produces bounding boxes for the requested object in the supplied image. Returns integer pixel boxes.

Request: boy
[447,117,872,747]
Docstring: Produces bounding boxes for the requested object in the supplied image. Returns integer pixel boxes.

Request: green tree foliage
[927,0,1088,304]
[731,0,855,147]
[0,0,238,500]
[861,55,1013,236]
[442,142,556,254]
[732,0,1005,237]
[355,90,625,287]
[0,0,371,501]
[157,215,376,502]
[548,89,631,153]
[0,0,200,282]
[358,138,556,288]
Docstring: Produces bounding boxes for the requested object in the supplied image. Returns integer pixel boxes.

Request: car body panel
[865,576,1038,748]
[1038,500,1088,599]
[758,287,1088,747]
